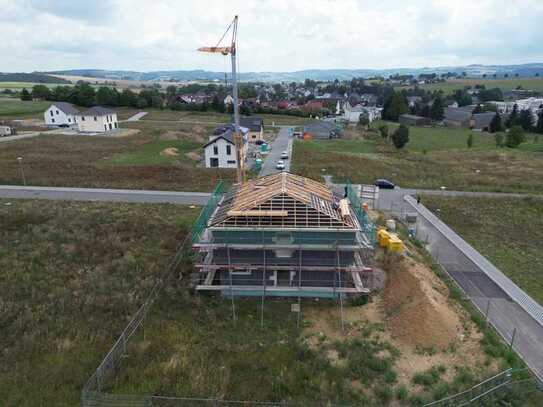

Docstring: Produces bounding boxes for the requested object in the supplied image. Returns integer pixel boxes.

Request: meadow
[0,98,52,118]
[0,121,234,191]
[423,196,543,305]
[292,124,543,194]
[0,199,200,406]
[396,78,543,94]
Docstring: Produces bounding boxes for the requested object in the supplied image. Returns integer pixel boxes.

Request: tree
[391,124,409,149]
[72,83,96,107]
[472,104,482,114]
[505,104,519,128]
[95,87,119,106]
[536,111,543,134]
[358,112,369,127]
[20,88,32,101]
[519,109,534,131]
[119,89,138,107]
[489,113,502,133]
[494,133,504,148]
[505,126,526,148]
[467,133,473,148]
[378,124,389,139]
[31,84,51,100]
[478,88,503,102]
[383,92,408,121]
[429,96,444,120]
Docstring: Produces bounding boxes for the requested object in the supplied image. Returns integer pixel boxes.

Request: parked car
[255,139,265,145]
[280,151,289,159]
[276,160,285,170]
[59,124,70,128]
[374,179,395,189]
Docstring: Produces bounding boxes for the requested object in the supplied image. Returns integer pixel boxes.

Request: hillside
[0,72,70,84]
[42,63,543,82]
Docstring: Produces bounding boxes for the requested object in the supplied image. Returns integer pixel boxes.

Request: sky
[1,0,543,73]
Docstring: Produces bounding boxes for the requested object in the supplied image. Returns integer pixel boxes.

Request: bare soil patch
[160,147,179,157]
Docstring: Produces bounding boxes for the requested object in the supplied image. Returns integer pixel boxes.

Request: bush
[505,126,526,148]
[391,124,409,149]
[395,384,409,401]
[467,133,473,148]
[376,385,394,404]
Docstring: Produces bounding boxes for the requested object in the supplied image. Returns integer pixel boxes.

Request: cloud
[0,0,542,72]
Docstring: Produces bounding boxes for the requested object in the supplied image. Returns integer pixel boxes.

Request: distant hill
[0,72,70,84]
[40,63,543,83]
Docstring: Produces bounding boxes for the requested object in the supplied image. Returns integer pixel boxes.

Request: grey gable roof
[80,106,115,116]
[51,102,79,115]
[444,107,472,123]
[472,112,496,129]
[230,116,263,132]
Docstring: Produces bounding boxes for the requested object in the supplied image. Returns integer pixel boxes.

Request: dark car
[59,124,70,128]
[255,139,265,145]
[374,179,395,189]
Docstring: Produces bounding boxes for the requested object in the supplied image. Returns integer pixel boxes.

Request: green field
[0,122,234,191]
[0,199,200,406]
[0,98,51,118]
[396,78,543,94]
[143,110,313,126]
[0,81,61,90]
[292,124,543,194]
[423,196,543,305]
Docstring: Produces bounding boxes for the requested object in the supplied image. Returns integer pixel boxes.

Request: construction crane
[198,15,244,184]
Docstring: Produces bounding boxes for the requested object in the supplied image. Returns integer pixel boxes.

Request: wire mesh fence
[191,181,225,243]
[345,180,376,243]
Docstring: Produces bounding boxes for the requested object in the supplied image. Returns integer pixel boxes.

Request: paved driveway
[259,127,293,176]
[123,111,148,122]
[0,128,62,143]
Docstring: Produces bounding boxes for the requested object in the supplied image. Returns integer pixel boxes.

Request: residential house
[232,117,264,143]
[360,94,378,106]
[77,107,118,133]
[44,102,79,126]
[192,172,375,298]
[303,120,342,139]
[302,100,324,113]
[343,103,382,123]
[204,124,248,168]
[399,114,431,126]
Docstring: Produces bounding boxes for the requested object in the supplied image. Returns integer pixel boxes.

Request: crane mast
[198,16,244,184]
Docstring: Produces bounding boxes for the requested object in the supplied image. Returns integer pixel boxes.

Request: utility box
[387,234,404,253]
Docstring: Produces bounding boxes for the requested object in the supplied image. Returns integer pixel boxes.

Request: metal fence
[191,181,225,243]
[81,233,193,404]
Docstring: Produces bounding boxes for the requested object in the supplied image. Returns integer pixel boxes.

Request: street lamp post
[17,157,26,186]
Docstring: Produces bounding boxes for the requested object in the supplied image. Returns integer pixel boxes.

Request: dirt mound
[185,152,201,161]
[160,147,179,157]
[382,258,462,349]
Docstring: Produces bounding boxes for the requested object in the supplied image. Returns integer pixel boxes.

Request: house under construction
[192,172,376,299]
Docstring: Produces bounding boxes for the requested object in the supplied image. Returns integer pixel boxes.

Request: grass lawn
[292,124,543,194]
[423,196,543,305]
[395,78,543,94]
[0,199,200,406]
[0,122,234,191]
[0,98,51,118]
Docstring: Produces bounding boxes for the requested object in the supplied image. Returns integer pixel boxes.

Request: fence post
[485,299,491,326]
[510,328,517,349]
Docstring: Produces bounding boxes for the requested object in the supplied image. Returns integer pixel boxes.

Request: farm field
[423,196,543,305]
[0,199,200,406]
[0,98,51,118]
[0,121,234,191]
[292,124,543,194]
[0,81,62,90]
[105,239,538,405]
[396,78,543,94]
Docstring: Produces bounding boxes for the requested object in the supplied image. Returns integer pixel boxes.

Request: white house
[343,102,383,123]
[77,107,118,133]
[204,125,248,168]
[44,102,80,126]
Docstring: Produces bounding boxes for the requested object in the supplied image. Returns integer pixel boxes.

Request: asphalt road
[0,185,211,205]
[259,126,293,176]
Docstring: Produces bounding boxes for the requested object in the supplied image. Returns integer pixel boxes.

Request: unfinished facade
[193,172,375,298]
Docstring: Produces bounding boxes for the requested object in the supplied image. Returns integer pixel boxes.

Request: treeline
[21,83,164,108]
